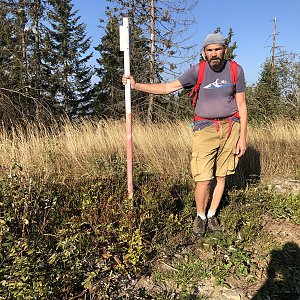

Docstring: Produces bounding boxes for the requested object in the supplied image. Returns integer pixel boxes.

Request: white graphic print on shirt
[203,79,232,89]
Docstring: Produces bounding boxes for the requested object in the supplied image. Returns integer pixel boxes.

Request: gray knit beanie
[202,32,226,48]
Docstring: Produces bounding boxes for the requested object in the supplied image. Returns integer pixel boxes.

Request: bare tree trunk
[33,0,41,99]
[147,0,155,123]
[18,3,28,92]
[271,17,277,73]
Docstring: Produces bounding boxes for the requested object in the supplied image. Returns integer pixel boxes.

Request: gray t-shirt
[178,61,245,118]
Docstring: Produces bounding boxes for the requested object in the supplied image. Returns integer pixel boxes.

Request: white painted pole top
[120,17,130,53]
[119,17,131,111]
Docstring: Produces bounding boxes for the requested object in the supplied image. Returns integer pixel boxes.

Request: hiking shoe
[193,216,207,237]
[207,216,222,233]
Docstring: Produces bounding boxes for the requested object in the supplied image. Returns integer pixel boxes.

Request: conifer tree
[251,59,282,121]
[276,51,300,118]
[0,1,15,86]
[224,28,237,60]
[250,53,300,121]
[93,15,124,118]
[0,0,16,121]
[0,0,57,124]
[44,0,94,117]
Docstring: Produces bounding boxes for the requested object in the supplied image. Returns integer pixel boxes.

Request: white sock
[197,212,207,220]
[207,209,216,218]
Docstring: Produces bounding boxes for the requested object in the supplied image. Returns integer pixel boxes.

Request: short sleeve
[177,64,199,89]
[236,65,246,93]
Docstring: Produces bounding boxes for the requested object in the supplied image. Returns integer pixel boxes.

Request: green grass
[0,165,299,299]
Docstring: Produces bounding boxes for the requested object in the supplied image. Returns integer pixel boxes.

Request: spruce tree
[93,15,124,118]
[252,59,282,121]
[0,0,16,121]
[224,28,237,60]
[276,51,300,118]
[0,0,57,124]
[0,1,15,86]
[44,0,94,117]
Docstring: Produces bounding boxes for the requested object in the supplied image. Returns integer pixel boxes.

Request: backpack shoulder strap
[196,60,207,85]
[230,60,238,85]
[190,60,206,106]
[230,61,238,97]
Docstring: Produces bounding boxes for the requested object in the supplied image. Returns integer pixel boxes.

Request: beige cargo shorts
[191,121,240,182]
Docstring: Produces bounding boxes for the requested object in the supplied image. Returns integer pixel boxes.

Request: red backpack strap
[189,60,206,106]
[230,61,238,91]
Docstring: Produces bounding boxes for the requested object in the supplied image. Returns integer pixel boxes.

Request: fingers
[236,146,247,157]
[122,74,129,85]
[235,138,247,158]
[238,149,246,157]
[122,75,133,86]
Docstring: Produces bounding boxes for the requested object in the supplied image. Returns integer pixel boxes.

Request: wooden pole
[120,17,133,199]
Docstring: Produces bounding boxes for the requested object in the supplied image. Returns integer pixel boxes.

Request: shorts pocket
[191,151,200,178]
[191,151,214,181]
[227,148,239,174]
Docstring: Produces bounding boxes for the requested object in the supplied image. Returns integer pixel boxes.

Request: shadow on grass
[252,242,300,300]
[213,146,261,213]
[228,145,261,189]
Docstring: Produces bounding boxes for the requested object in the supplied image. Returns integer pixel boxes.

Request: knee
[216,176,226,183]
[196,180,211,188]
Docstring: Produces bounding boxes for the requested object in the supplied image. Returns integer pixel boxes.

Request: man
[122,32,247,237]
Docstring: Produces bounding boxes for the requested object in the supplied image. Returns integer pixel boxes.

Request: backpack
[189,60,238,106]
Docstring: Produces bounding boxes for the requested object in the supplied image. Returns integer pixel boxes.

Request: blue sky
[72,0,300,85]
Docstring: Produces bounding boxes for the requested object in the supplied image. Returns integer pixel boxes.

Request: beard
[208,57,224,71]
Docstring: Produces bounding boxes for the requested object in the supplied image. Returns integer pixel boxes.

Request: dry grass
[248,119,300,180]
[0,118,299,184]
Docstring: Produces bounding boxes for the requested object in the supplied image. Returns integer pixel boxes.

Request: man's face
[204,44,227,68]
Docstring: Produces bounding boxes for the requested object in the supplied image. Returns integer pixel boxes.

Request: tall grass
[0,118,299,184]
[249,119,300,179]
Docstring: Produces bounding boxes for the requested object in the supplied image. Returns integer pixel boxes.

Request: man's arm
[235,92,247,157]
[122,75,183,95]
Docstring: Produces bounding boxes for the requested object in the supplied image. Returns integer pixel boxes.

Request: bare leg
[209,176,226,212]
[195,180,211,214]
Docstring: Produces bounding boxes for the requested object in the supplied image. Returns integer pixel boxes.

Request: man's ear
[201,49,206,60]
